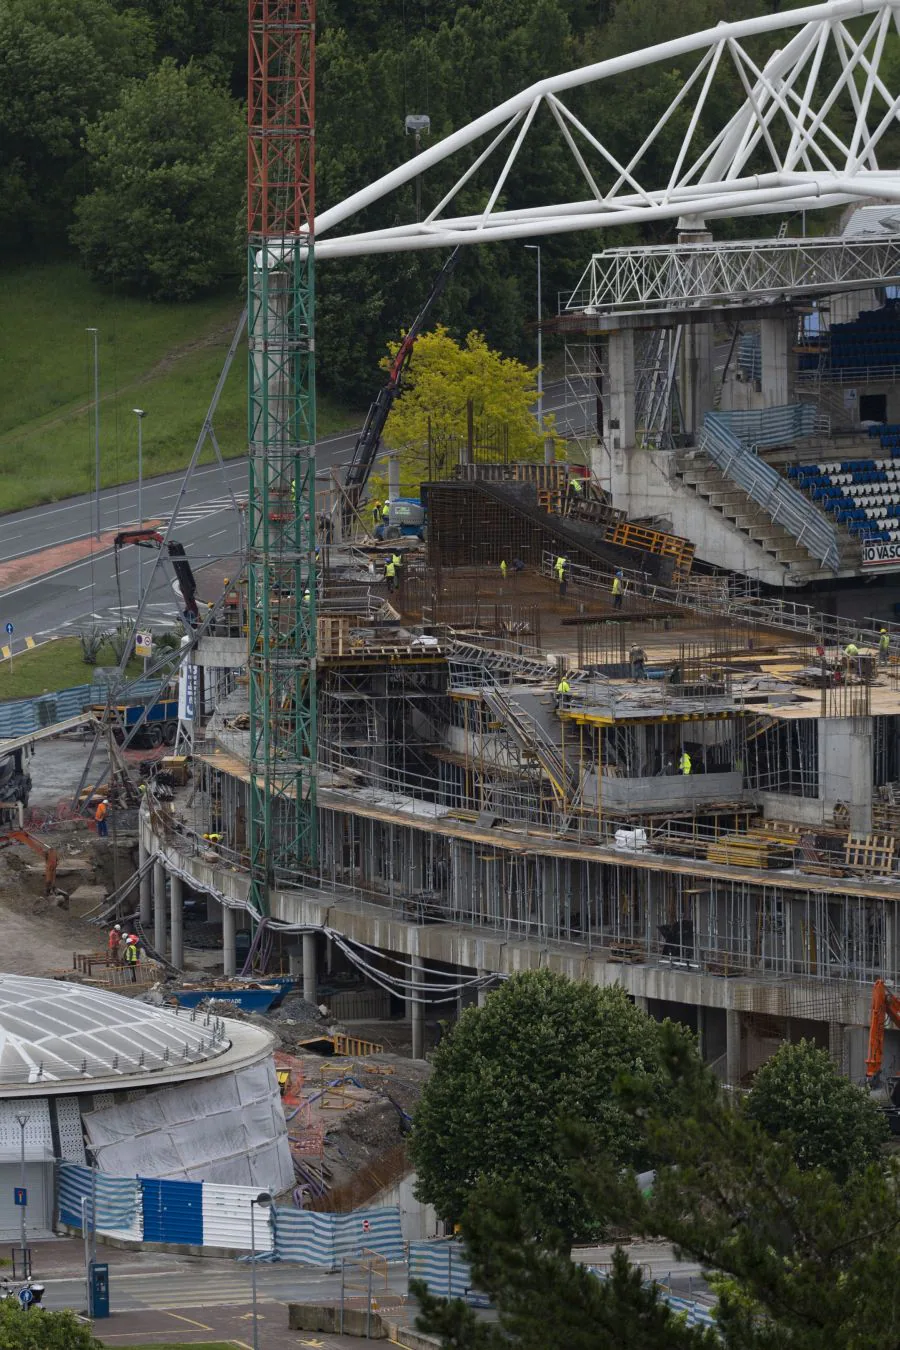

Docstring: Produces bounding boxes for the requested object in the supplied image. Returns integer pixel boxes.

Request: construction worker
[554,555,567,596]
[392,551,403,579]
[630,645,646,680]
[372,499,382,526]
[122,934,139,982]
[107,924,122,966]
[384,558,397,592]
[611,570,624,610]
[500,559,508,581]
[880,629,891,666]
[381,501,390,522]
[95,798,109,839]
[202,832,224,844]
[555,675,571,708]
[679,750,692,776]
[844,640,861,677]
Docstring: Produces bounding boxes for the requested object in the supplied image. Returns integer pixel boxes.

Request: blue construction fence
[408,1239,491,1307]
[58,1163,404,1264]
[0,677,161,739]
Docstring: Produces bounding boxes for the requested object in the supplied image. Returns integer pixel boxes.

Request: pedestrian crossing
[162,493,246,529]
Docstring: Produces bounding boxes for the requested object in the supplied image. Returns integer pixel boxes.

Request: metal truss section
[247,0,317,912]
[313,0,900,258]
[567,234,900,316]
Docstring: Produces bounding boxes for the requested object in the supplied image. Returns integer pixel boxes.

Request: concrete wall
[598,771,743,812]
[369,1172,439,1244]
[608,446,787,584]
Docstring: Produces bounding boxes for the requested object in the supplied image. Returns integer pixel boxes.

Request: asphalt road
[0,380,581,643]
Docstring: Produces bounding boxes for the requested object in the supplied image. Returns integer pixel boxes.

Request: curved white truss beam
[314,0,900,259]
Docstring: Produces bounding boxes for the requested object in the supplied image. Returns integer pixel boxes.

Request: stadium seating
[787,454,900,540]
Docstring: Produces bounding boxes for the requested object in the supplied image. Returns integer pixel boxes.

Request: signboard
[14,1188,26,1207]
[135,631,153,658]
[4,624,13,636]
[177,656,199,723]
[862,541,900,569]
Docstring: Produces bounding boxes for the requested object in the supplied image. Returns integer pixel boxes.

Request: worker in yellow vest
[554,555,568,596]
[384,558,397,592]
[879,629,891,666]
[679,751,692,776]
[500,559,508,581]
[555,676,571,709]
[611,571,623,610]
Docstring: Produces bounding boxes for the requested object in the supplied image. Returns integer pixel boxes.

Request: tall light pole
[249,1191,271,1350]
[15,1113,28,1271]
[524,245,543,442]
[86,329,101,540]
[405,114,430,223]
[133,409,146,609]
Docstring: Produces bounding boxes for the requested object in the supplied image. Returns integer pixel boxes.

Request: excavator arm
[0,830,57,894]
[866,977,900,1083]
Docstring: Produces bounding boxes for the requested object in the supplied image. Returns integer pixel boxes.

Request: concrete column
[153,860,166,957]
[477,967,488,1009]
[605,330,635,452]
[170,873,184,971]
[138,839,151,927]
[222,904,236,977]
[410,959,425,1060]
[633,994,650,1014]
[302,931,317,1005]
[206,894,218,924]
[697,1006,707,1061]
[760,316,793,407]
[819,716,873,834]
[829,1021,848,1075]
[726,1009,742,1086]
[680,323,714,438]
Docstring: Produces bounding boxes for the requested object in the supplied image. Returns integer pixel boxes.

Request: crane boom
[866,977,900,1083]
[113,529,199,620]
[343,247,461,501]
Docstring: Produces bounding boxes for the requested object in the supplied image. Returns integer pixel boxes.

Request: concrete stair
[675,451,859,573]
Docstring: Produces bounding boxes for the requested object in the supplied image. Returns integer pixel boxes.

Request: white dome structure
[0,976,228,1086]
[0,977,293,1238]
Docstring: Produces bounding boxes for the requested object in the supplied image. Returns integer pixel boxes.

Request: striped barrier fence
[586,1265,717,1332]
[408,1239,491,1307]
[271,1204,405,1269]
[58,1162,141,1241]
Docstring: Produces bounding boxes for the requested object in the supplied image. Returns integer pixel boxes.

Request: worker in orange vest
[107,924,122,965]
[95,798,109,838]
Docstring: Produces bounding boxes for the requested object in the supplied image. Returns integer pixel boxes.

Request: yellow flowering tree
[377,326,557,498]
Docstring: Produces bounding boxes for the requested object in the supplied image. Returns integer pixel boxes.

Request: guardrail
[699,407,840,572]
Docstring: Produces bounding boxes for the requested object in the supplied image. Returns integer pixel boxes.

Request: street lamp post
[133,410,146,609]
[249,1191,272,1350]
[524,245,544,455]
[15,1113,28,1271]
[86,329,101,540]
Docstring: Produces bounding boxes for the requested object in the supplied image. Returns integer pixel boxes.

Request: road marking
[165,1311,214,1330]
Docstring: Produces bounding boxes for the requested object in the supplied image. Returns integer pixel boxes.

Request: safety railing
[699,407,840,571]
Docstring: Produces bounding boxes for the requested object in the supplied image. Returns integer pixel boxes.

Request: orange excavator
[866,978,900,1088]
[0,831,58,895]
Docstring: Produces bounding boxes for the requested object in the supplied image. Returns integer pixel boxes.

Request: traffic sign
[14,1187,26,1207]
[135,631,153,658]
[4,624,13,636]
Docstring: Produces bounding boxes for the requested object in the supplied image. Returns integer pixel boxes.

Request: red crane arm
[866,978,900,1081]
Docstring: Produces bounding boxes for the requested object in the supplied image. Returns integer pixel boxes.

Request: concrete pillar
[302,931,317,1005]
[206,894,218,924]
[697,1006,707,1060]
[760,316,793,407]
[633,994,650,1014]
[680,323,714,439]
[170,873,184,971]
[153,860,166,957]
[829,1021,848,1075]
[138,839,151,928]
[222,904,236,977]
[605,330,635,452]
[477,967,488,1009]
[410,959,425,1060]
[726,1009,742,1086]
[819,716,873,834]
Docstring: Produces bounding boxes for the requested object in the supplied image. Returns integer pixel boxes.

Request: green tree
[744,1038,887,1181]
[409,972,662,1241]
[71,59,243,301]
[415,1179,716,1350]
[0,1301,101,1349]
[0,0,150,252]
[605,1023,900,1349]
[380,325,552,493]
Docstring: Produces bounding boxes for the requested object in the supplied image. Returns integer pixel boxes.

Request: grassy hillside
[0,262,354,514]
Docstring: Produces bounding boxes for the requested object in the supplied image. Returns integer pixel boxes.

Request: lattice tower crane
[247,0,317,915]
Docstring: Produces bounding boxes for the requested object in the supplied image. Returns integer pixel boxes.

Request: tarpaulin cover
[272,1205,405,1269]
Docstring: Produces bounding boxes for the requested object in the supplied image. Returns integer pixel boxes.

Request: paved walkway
[94,1300,375,1348]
